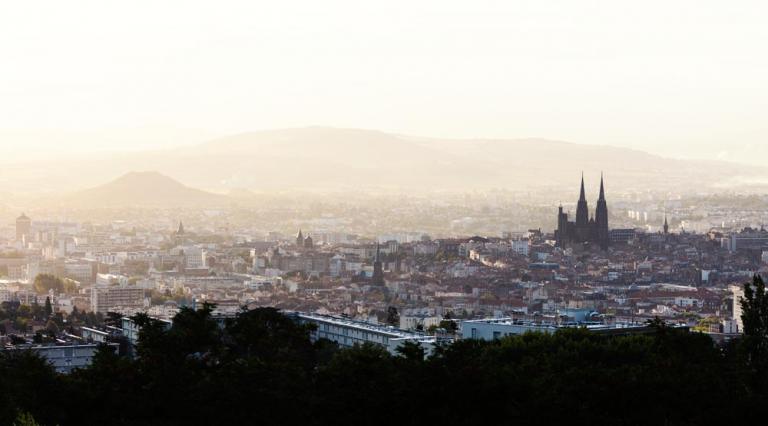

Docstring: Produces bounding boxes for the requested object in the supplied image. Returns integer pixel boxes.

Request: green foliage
[395,340,425,361]
[43,297,52,318]
[0,351,59,425]
[0,307,766,425]
[0,302,50,333]
[386,306,399,326]
[33,274,64,294]
[439,319,459,333]
[739,274,768,386]
[45,320,59,336]
[0,251,25,259]
[12,412,40,426]
[62,279,79,294]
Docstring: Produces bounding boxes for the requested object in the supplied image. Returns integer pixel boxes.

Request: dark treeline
[2,276,768,426]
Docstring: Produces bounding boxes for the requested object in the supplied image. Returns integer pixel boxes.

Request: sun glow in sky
[0,0,766,163]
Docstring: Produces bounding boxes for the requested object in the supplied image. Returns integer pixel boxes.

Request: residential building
[293,312,440,356]
[91,287,145,313]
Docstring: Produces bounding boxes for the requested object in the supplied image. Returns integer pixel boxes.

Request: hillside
[57,172,230,208]
[161,127,768,193]
[6,127,768,196]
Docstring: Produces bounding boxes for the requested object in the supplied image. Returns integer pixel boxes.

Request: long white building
[293,312,441,355]
[91,286,146,313]
[461,318,656,341]
[9,343,120,373]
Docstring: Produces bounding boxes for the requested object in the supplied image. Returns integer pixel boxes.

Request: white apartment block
[294,312,439,356]
[512,239,530,256]
[90,286,145,313]
[399,315,442,331]
[731,285,744,333]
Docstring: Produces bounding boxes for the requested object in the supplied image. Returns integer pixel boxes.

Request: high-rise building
[731,285,744,333]
[556,175,610,250]
[16,213,31,243]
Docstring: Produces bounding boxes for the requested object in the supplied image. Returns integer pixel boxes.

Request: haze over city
[1,2,768,426]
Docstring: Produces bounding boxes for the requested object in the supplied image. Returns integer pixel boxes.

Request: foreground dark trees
[0,285,767,425]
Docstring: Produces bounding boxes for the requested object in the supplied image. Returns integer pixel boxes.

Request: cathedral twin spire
[581,172,606,201]
[557,173,610,250]
[598,172,605,201]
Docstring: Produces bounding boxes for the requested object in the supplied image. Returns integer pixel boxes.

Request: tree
[9,335,25,345]
[386,306,399,327]
[395,340,425,361]
[62,279,79,294]
[32,274,63,294]
[740,274,768,377]
[104,312,123,328]
[439,319,458,333]
[43,297,52,319]
[45,320,59,337]
[12,412,41,426]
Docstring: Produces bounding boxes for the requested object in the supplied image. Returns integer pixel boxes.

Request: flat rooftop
[294,312,435,341]
[461,317,658,332]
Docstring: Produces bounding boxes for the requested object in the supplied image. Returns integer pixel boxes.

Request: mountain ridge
[5,127,767,196]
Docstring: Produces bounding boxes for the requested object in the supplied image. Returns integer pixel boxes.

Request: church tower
[595,174,609,250]
[371,243,384,285]
[174,220,185,245]
[555,174,611,250]
[296,229,303,247]
[663,214,669,235]
[575,174,590,241]
[556,205,568,247]
[576,174,589,226]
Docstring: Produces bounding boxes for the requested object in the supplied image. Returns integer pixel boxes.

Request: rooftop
[461,317,659,333]
[294,311,434,340]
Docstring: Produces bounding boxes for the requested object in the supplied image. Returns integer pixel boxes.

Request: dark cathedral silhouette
[556,174,610,250]
[371,243,384,285]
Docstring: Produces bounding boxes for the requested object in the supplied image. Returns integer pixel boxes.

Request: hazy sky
[1,1,766,163]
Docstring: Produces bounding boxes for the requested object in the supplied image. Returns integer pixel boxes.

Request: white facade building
[461,317,653,340]
[731,285,744,333]
[96,273,129,287]
[294,312,440,356]
[399,315,442,331]
[22,343,119,373]
[511,239,530,256]
[91,286,145,313]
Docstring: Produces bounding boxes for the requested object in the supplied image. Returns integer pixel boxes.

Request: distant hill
[7,127,768,196]
[58,172,230,208]
[158,127,768,193]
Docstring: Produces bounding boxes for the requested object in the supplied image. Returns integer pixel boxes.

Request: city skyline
[1,2,767,424]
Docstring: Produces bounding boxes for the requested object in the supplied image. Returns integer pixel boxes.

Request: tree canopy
[0,301,765,425]
[739,274,768,388]
[32,274,63,294]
